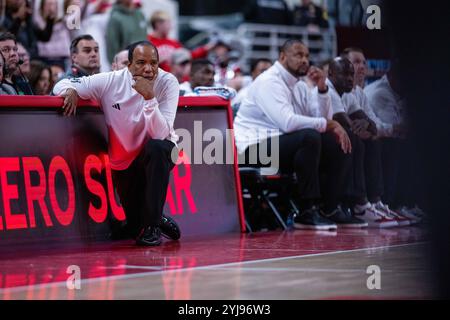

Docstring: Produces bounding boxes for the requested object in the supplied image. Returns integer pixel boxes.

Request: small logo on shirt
[111,103,121,110]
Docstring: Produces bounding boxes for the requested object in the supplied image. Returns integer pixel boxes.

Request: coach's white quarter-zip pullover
[53,68,179,170]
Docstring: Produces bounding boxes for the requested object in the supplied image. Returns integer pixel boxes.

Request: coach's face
[128,45,159,81]
[280,42,310,77]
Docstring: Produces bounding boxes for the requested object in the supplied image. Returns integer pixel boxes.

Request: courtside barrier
[0,95,245,246]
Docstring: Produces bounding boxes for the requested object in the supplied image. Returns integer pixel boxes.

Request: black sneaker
[293,206,337,230]
[160,215,181,240]
[323,205,368,228]
[136,226,162,246]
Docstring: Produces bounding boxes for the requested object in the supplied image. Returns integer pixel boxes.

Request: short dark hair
[127,40,159,63]
[190,59,214,75]
[70,34,95,54]
[279,39,304,54]
[341,47,364,59]
[0,31,17,44]
[250,58,272,73]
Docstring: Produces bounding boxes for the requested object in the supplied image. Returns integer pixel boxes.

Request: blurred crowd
[0,0,331,96]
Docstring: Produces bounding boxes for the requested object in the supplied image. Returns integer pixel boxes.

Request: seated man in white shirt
[341,47,419,225]
[327,57,407,228]
[53,40,181,246]
[364,61,425,222]
[234,39,358,230]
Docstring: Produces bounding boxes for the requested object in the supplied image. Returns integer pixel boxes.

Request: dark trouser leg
[381,138,402,207]
[244,129,322,208]
[349,131,367,204]
[320,131,352,211]
[364,138,384,203]
[112,159,144,237]
[113,139,177,232]
[140,139,177,228]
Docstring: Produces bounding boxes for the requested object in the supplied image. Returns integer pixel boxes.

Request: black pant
[380,137,420,208]
[364,138,384,202]
[345,132,384,203]
[242,129,351,210]
[112,139,177,234]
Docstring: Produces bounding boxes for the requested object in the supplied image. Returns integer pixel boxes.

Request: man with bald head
[53,40,181,246]
[340,48,415,225]
[235,39,367,230]
[327,57,410,227]
[111,49,129,71]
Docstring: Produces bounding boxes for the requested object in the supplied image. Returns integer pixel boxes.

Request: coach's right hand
[62,88,78,116]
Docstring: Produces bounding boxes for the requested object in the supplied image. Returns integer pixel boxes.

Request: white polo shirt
[292,81,332,120]
[364,75,405,126]
[53,68,179,170]
[233,61,328,154]
[350,85,394,137]
[328,78,361,116]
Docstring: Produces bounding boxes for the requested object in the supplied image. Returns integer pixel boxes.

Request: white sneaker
[354,202,398,228]
[411,205,426,217]
[397,206,422,224]
[374,201,411,227]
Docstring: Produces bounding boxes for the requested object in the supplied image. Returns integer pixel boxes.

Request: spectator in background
[111,49,129,71]
[210,40,241,87]
[28,59,52,95]
[34,0,77,71]
[293,0,329,29]
[232,58,272,113]
[77,0,114,72]
[106,0,147,65]
[50,63,64,83]
[179,59,214,95]
[65,34,100,78]
[0,52,17,94]
[148,10,214,72]
[169,48,191,83]
[0,31,33,94]
[243,0,292,25]
[180,58,236,99]
[2,0,54,59]
[16,42,30,76]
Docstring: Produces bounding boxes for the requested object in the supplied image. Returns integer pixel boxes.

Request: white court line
[0,242,426,294]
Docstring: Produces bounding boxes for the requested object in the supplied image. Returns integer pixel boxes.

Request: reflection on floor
[0,226,433,299]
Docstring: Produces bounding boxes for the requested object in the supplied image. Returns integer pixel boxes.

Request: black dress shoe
[136,226,162,246]
[159,215,181,240]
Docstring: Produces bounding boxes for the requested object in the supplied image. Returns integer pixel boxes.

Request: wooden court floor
[0,226,434,299]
